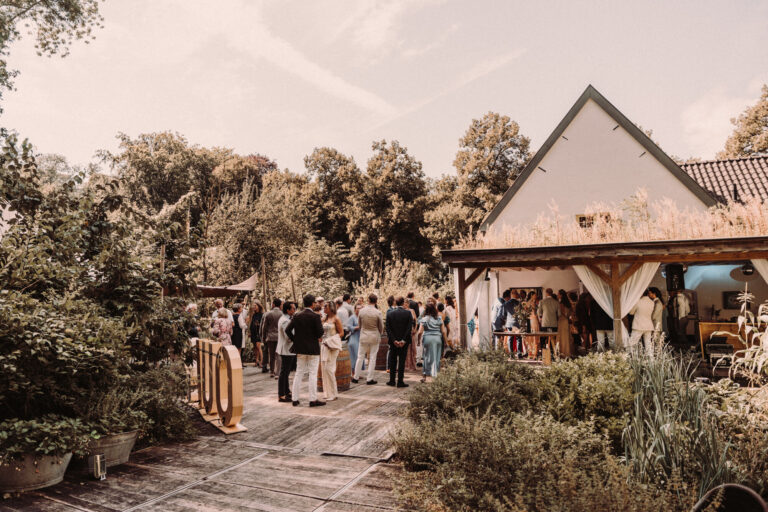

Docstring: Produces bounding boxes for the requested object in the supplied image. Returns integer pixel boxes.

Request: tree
[0,0,103,110]
[303,147,362,247]
[211,153,277,196]
[347,140,432,271]
[719,85,768,158]
[421,175,472,258]
[453,112,531,227]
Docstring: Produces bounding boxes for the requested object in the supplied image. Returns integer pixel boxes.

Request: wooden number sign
[195,339,247,434]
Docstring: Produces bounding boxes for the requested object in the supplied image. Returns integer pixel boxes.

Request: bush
[538,352,633,451]
[394,412,697,512]
[405,349,539,423]
[0,415,91,465]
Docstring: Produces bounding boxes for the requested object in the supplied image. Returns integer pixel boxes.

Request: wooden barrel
[373,334,388,370]
[317,345,352,393]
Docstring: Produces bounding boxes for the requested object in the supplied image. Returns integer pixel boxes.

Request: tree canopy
[719,85,768,158]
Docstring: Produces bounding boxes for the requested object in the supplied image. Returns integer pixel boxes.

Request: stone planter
[71,430,139,473]
[0,453,72,492]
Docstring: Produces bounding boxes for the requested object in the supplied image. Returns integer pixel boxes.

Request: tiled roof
[681,155,768,203]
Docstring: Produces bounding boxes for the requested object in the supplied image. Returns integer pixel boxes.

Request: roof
[479,85,717,232]
[441,236,768,268]
[681,155,768,203]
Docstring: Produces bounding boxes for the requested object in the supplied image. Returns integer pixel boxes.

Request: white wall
[488,99,708,235]
[498,268,581,293]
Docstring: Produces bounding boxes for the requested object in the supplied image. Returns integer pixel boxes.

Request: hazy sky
[3,0,768,177]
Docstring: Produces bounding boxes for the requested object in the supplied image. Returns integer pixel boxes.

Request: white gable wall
[488,99,709,235]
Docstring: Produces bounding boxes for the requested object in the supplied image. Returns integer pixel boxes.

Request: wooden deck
[1,366,417,511]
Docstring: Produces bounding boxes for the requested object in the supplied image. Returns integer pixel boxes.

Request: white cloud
[402,23,459,58]
[681,74,768,158]
[223,3,397,117]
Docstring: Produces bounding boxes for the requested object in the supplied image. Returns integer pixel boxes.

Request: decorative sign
[195,339,247,434]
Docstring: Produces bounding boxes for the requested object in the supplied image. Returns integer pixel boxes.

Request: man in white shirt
[336,297,350,327]
[210,298,233,329]
[538,289,560,330]
[353,294,384,385]
[629,291,656,353]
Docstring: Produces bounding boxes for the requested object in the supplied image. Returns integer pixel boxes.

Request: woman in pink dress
[212,307,233,345]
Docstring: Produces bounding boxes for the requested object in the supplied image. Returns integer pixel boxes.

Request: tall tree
[453,112,531,227]
[303,147,362,248]
[0,0,103,110]
[348,140,431,271]
[421,175,472,258]
[719,85,768,158]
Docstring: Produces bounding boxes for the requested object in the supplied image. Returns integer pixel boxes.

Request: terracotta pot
[0,453,72,492]
[71,430,139,473]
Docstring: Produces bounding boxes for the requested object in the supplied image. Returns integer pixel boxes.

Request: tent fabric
[196,273,259,297]
[752,259,768,286]
[573,262,660,346]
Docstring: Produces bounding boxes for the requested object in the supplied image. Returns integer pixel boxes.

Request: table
[494,331,559,365]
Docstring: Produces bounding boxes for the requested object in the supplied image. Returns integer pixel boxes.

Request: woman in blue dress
[345,303,362,372]
[418,301,447,383]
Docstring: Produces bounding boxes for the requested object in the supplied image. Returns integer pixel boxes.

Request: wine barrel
[375,334,389,370]
[317,345,352,393]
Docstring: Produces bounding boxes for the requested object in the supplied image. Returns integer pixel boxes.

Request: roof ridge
[681,154,768,165]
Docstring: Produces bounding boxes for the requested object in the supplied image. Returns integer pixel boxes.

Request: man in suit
[353,294,384,385]
[386,296,413,388]
[286,294,325,407]
[260,298,283,376]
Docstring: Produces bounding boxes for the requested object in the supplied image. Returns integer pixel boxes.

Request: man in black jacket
[286,294,325,407]
[386,296,413,388]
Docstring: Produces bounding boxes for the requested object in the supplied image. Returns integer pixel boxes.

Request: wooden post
[458,268,467,350]
[261,256,268,306]
[610,263,622,347]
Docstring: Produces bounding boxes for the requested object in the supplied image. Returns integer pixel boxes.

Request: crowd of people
[186,291,459,407]
[493,285,686,358]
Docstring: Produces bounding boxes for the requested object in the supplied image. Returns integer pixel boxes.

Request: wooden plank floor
[1,366,416,512]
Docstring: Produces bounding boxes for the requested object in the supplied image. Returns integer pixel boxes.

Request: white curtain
[573,262,660,346]
[454,268,490,352]
[752,259,768,285]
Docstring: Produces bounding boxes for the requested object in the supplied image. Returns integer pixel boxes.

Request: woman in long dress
[524,294,541,359]
[418,302,446,383]
[212,307,233,346]
[556,289,574,358]
[444,296,459,349]
[321,301,344,401]
[345,304,362,372]
[248,300,264,367]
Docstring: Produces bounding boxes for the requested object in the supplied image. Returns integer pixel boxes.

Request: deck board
[3,368,414,511]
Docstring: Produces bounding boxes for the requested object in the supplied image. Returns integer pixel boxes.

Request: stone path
[1,366,416,511]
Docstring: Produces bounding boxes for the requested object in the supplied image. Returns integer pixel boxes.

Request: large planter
[71,431,139,473]
[0,453,72,492]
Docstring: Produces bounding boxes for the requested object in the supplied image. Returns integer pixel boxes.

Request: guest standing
[418,302,446,383]
[212,307,233,345]
[444,296,459,349]
[276,301,297,403]
[353,294,383,385]
[321,302,344,401]
[231,303,247,356]
[591,300,614,352]
[286,295,325,407]
[629,291,655,353]
[538,288,559,356]
[575,293,594,351]
[386,296,413,388]
[248,300,264,368]
[556,290,574,358]
[346,303,362,372]
[524,294,540,359]
[260,298,283,377]
[406,292,420,370]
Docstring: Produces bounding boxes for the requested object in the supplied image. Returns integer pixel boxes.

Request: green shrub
[0,415,91,465]
[395,412,697,512]
[623,350,730,498]
[538,352,633,451]
[406,349,539,423]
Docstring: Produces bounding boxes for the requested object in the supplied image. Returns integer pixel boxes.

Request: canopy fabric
[196,273,259,298]
[573,262,660,346]
[752,259,768,286]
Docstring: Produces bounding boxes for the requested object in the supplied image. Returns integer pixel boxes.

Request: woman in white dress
[321,301,344,401]
[444,296,459,349]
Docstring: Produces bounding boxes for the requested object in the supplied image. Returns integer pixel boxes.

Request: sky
[2,0,768,178]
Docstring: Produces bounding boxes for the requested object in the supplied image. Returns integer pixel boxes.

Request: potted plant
[0,415,90,492]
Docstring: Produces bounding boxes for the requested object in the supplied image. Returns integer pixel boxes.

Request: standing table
[494,331,560,365]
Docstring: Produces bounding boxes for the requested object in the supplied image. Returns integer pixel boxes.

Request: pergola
[442,236,768,349]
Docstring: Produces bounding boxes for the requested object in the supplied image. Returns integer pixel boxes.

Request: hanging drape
[459,271,490,352]
[573,262,660,346]
[751,259,768,285]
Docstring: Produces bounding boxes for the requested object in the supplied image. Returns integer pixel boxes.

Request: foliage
[0,0,103,110]
[623,350,730,498]
[719,84,768,158]
[453,112,531,228]
[421,175,473,259]
[405,350,539,423]
[0,415,91,464]
[538,352,633,450]
[347,140,432,270]
[724,290,768,384]
[462,189,768,249]
[353,258,452,305]
[273,236,351,301]
[76,382,149,437]
[394,412,696,512]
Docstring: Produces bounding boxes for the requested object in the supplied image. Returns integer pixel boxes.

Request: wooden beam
[465,267,485,287]
[457,269,468,350]
[586,264,611,285]
[618,262,643,286]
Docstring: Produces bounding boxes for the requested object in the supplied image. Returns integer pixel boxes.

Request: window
[575,213,611,228]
